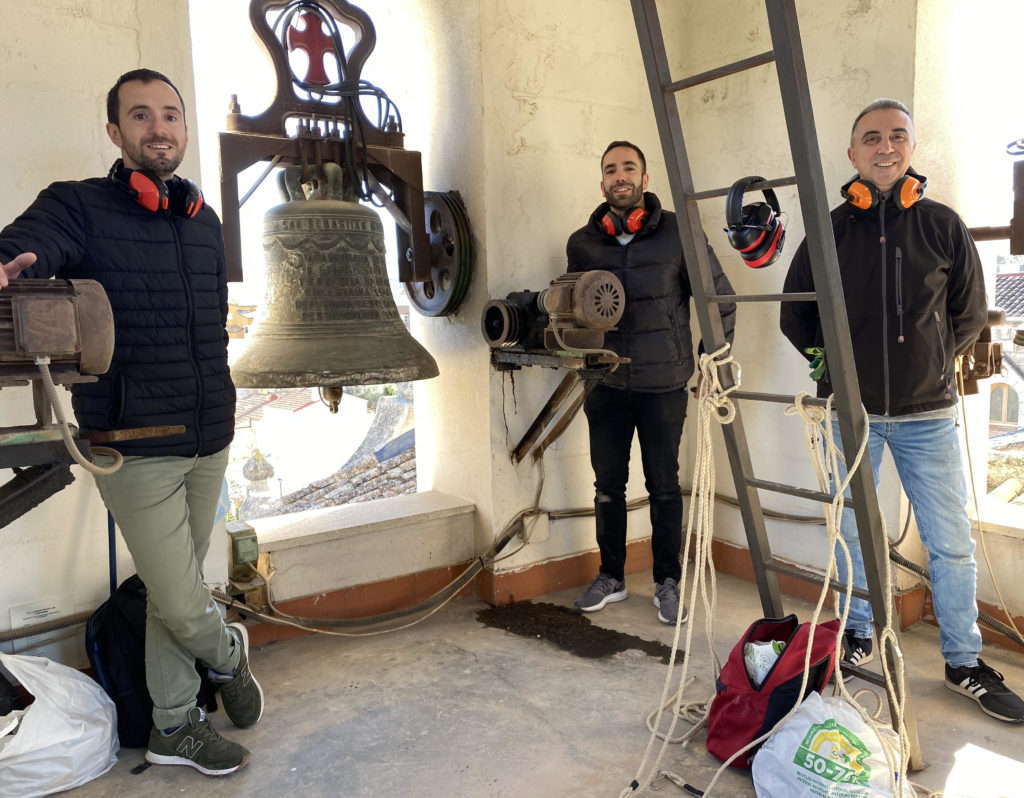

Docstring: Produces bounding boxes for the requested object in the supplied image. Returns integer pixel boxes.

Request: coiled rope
[619,343,913,796]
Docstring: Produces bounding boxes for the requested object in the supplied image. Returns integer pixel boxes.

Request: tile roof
[233,388,317,425]
[995,272,1024,319]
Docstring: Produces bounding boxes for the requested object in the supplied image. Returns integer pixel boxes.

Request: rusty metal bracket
[494,351,625,464]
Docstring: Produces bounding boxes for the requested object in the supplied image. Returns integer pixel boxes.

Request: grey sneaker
[945,658,1024,723]
[145,706,250,775]
[574,574,628,612]
[653,578,688,625]
[212,622,264,728]
[841,630,874,667]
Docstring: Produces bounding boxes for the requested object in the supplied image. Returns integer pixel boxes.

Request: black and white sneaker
[945,658,1024,723]
[840,630,874,667]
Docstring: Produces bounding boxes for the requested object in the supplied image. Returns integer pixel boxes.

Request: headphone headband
[724,176,786,269]
[109,159,203,218]
[726,176,780,231]
[840,172,927,211]
[600,205,647,236]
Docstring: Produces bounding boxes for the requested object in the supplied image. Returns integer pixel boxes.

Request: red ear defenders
[725,175,786,269]
[840,173,927,211]
[109,160,203,218]
[600,206,647,236]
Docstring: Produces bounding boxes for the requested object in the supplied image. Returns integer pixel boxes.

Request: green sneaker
[213,622,264,728]
[145,706,249,775]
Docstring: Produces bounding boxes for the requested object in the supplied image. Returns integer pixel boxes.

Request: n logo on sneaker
[176,735,204,758]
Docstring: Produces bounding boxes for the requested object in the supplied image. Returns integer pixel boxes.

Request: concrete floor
[64,568,1024,798]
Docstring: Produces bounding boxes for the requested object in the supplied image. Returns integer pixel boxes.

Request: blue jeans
[583,385,687,584]
[831,418,982,667]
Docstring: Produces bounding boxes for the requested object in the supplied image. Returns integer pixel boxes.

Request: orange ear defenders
[600,206,648,236]
[840,173,927,211]
[724,176,786,269]
[109,159,204,218]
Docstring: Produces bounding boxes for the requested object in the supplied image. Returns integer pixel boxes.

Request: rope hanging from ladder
[619,347,914,796]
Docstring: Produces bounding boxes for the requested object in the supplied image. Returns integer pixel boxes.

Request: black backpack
[0,668,25,717]
[85,574,220,748]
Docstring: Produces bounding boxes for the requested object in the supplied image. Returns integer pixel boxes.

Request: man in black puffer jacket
[567,140,735,625]
[781,98,1024,724]
[0,69,264,772]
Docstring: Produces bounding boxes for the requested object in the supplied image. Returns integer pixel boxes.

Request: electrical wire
[214,487,533,637]
[270,1,402,203]
[956,359,1024,646]
[35,357,122,476]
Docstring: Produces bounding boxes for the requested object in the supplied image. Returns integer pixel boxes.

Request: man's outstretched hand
[1,253,36,288]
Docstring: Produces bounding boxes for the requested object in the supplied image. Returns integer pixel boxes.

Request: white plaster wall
[472,0,674,569]
[3,0,1020,669]
[0,0,202,665]
[915,0,1024,614]
[659,0,916,581]
[466,0,920,585]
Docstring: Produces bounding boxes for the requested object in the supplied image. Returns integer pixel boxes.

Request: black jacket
[566,192,736,392]
[0,171,235,456]
[780,179,987,416]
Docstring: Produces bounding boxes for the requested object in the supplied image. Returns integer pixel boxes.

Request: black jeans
[582,384,687,584]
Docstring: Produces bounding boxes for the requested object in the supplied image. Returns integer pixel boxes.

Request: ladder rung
[747,477,833,504]
[731,390,828,406]
[690,175,798,202]
[665,50,775,93]
[709,292,816,303]
[839,663,889,689]
[764,559,871,602]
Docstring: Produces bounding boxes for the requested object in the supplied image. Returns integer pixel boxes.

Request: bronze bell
[230,162,439,408]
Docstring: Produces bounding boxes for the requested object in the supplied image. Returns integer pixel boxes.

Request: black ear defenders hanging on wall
[109,159,204,218]
[840,172,927,211]
[600,206,648,236]
[724,175,786,269]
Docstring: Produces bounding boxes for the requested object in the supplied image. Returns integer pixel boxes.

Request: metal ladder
[629,0,923,768]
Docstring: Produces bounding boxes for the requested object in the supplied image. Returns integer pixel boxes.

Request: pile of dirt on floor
[477,601,675,663]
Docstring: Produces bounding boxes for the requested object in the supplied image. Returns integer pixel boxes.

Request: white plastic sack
[744,639,786,686]
[0,652,118,798]
[752,691,909,798]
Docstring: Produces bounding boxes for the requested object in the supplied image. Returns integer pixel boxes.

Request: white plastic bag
[751,691,908,798]
[0,652,118,798]
[744,639,786,686]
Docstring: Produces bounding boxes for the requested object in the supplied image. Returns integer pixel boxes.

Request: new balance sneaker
[574,574,628,612]
[945,658,1024,723]
[145,706,250,775]
[211,622,264,728]
[653,578,688,625]
[840,630,874,667]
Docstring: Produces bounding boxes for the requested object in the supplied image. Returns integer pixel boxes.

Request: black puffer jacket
[0,171,235,456]
[566,192,736,392]
[780,180,986,416]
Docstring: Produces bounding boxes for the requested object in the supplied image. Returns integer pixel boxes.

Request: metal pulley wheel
[404,191,473,317]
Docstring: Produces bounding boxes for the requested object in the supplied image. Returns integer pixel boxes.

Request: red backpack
[706,615,840,768]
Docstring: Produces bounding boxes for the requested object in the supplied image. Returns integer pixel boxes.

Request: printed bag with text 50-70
[751,691,909,797]
[706,615,840,768]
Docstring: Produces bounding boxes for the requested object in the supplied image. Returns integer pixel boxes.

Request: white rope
[785,394,914,797]
[619,374,916,797]
[618,343,737,797]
